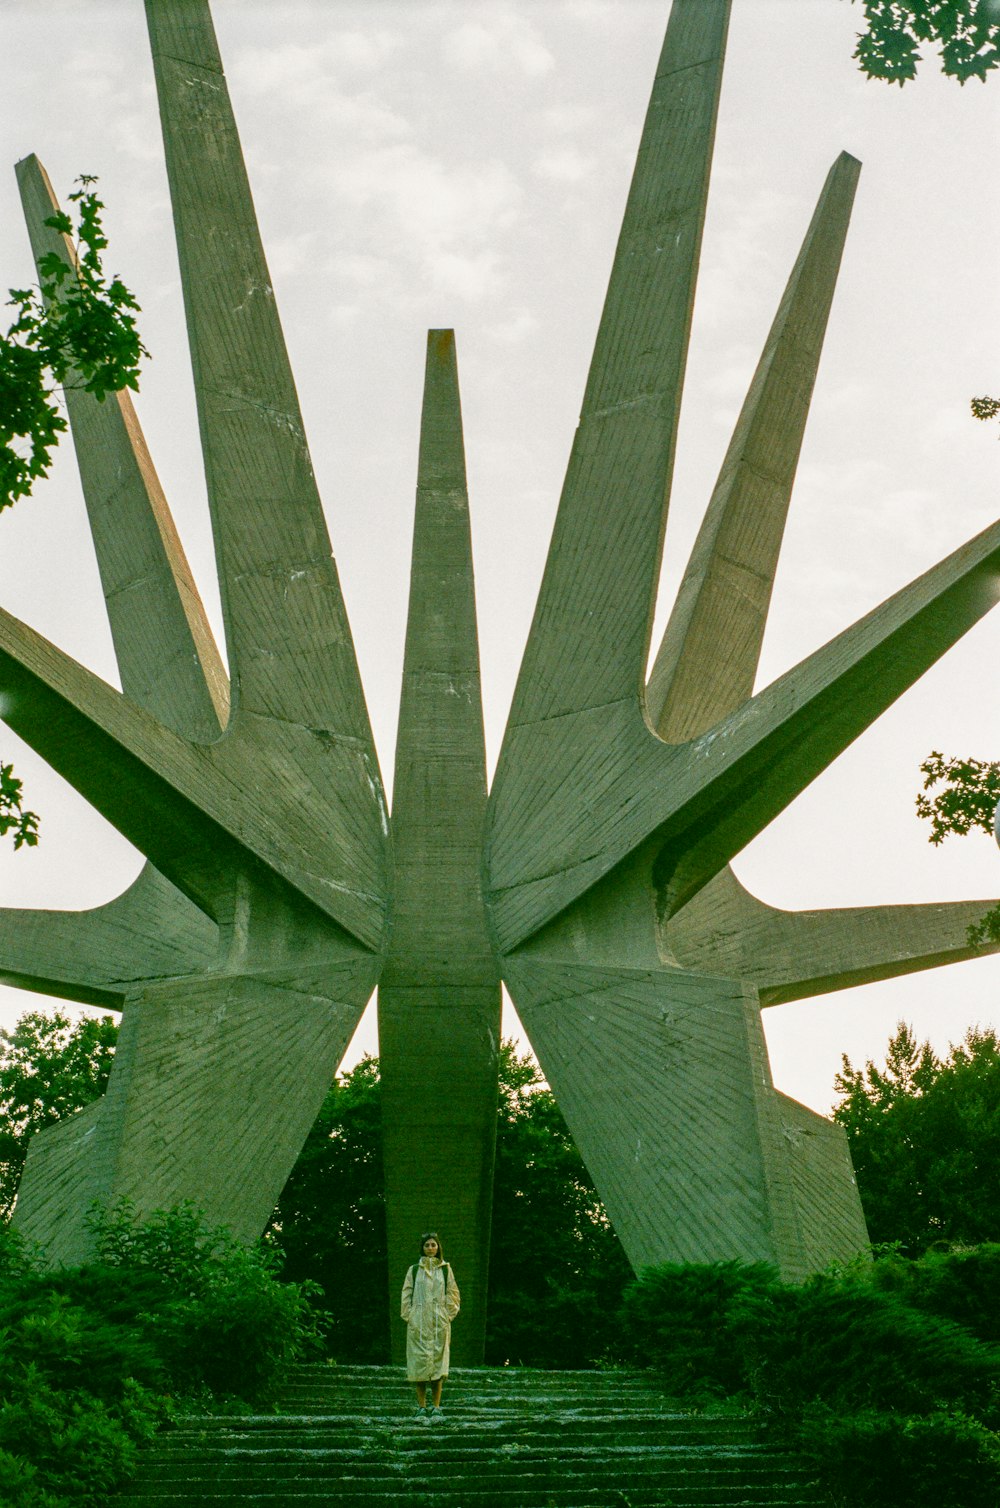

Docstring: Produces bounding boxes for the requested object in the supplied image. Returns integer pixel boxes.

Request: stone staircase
[117,1364,827,1507]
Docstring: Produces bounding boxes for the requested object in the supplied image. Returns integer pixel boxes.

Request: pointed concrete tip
[428,329,456,356]
[15,154,53,192]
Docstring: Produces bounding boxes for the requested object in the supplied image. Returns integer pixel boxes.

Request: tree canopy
[834,1020,1000,1251]
[916,752,1000,945]
[0,1008,118,1220]
[851,0,1000,85]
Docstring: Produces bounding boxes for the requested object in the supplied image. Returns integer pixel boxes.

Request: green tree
[270,1039,631,1366]
[268,1055,388,1362]
[833,1021,1000,1250]
[0,1009,118,1219]
[0,175,148,848]
[850,0,1000,85]
[486,1041,632,1366]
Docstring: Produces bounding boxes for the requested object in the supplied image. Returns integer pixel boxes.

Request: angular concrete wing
[8,0,389,1265]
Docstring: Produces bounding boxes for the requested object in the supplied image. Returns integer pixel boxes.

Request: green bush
[619,1256,1000,1423]
[91,1201,328,1399]
[0,1202,329,1506]
[872,1243,1000,1345]
[618,1262,777,1397]
[0,1375,138,1507]
[732,1273,1000,1417]
[800,1406,1000,1508]
[0,1271,166,1401]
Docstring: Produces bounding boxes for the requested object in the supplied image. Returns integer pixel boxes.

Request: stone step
[159,1416,762,1440]
[118,1490,819,1507]
[146,1438,774,1462]
[129,1455,802,1480]
[115,1368,826,1507]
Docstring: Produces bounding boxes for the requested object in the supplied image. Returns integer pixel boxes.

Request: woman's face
[422,1237,439,1257]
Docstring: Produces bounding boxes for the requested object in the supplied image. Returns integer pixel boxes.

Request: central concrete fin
[15,154,229,743]
[143,0,378,767]
[647,151,860,742]
[380,331,500,1366]
[389,331,492,952]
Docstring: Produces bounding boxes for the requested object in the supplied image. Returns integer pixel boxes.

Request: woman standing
[401,1232,460,1420]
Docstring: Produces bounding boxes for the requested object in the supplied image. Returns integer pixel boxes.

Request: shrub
[90,1200,329,1399]
[0,1271,166,1401]
[618,1262,777,1397]
[730,1273,1000,1418]
[0,1371,139,1507]
[0,1202,329,1505]
[872,1243,1000,1345]
[800,1406,1000,1508]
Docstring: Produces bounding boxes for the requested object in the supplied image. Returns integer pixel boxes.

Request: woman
[401,1231,460,1419]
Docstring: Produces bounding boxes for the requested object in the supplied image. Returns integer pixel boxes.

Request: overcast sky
[0,0,998,1114]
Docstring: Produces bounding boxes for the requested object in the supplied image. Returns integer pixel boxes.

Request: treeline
[1,1012,1000,1505]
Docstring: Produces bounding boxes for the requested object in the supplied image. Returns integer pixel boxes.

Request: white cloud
[325,143,522,300]
[486,309,538,344]
[232,30,403,94]
[532,144,593,183]
[430,249,502,302]
[443,12,554,76]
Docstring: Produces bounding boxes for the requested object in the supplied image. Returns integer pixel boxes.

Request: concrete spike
[652,511,1000,922]
[16,155,229,741]
[380,332,500,1365]
[489,510,1000,951]
[14,958,378,1265]
[667,868,1000,1005]
[647,152,860,740]
[504,955,866,1281]
[486,0,732,947]
[0,602,385,944]
[143,0,377,762]
[0,868,216,1008]
[509,0,730,723]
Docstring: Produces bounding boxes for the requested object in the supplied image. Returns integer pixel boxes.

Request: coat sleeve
[401,1265,414,1323]
[445,1266,460,1321]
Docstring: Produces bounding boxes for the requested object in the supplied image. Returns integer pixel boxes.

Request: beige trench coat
[401,1257,460,1382]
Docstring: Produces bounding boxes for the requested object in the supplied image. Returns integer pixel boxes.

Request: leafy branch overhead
[852,0,1000,85]
[917,752,1000,946]
[0,175,148,512]
[0,762,39,852]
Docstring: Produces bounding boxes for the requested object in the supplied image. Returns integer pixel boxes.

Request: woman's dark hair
[419,1231,444,1261]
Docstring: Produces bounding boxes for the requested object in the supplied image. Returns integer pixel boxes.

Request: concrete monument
[3,0,998,1364]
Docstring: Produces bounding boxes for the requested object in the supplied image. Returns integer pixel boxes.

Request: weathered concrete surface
[379,332,500,1365]
[4,0,999,1327]
[6,0,388,1264]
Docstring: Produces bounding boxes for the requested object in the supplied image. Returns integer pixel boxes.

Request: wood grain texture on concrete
[7,0,389,1264]
[379,332,500,1365]
[5,0,1000,1331]
[485,0,999,1284]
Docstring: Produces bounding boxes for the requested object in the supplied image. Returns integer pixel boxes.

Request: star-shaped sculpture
[3,0,997,1364]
